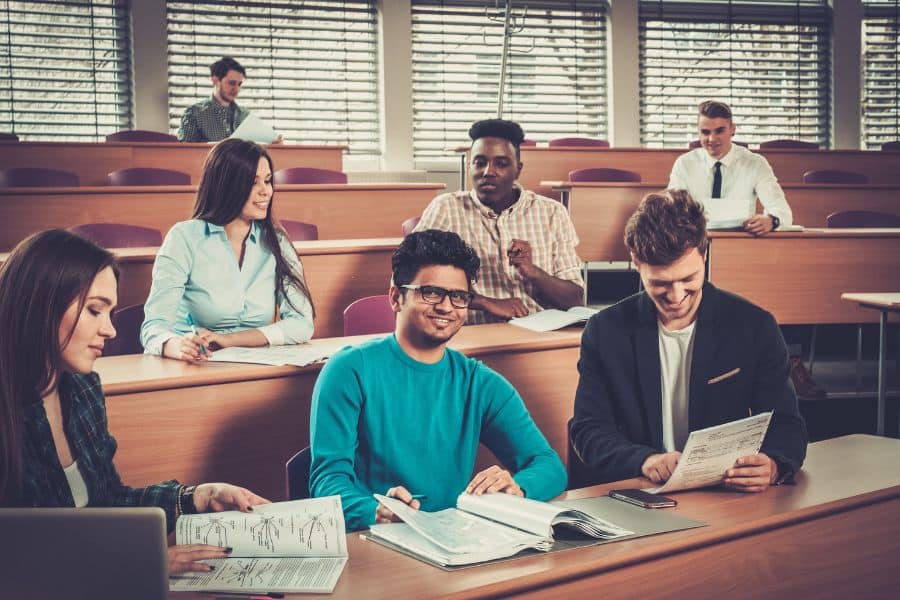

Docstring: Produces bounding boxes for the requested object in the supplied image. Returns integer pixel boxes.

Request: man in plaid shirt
[416,119,584,324]
[177,56,250,143]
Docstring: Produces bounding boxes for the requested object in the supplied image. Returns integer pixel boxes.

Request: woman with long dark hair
[0,229,269,574]
[141,138,314,361]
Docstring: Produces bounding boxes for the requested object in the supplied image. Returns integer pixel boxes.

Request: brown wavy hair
[624,189,708,266]
[193,138,314,318]
[0,230,118,504]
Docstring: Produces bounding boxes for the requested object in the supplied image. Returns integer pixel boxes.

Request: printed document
[509,306,599,332]
[169,496,347,594]
[208,336,378,367]
[648,412,773,494]
[229,113,279,144]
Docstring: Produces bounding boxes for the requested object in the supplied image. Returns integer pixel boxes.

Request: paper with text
[649,412,773,494]
[229,113,279,144]
[509,306,598,332]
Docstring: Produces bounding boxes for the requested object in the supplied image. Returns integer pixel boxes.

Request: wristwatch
[769,214,780,230]
[179,485,198,515]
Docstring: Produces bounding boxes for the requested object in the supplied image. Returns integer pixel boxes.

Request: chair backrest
[274,167,348,185]
[69,223,163,248]
[881,141,900,151]
[343,295,395,336]
[802,169,870,184]
[0,132,18,141]
[104,303,146,357]
[280,219,319,241]
[0,167,79,187]
[108,167,191,186]
[401,216,421,237]
[688,139,749,149]
[105,129,178,143]
[759,139,819,150]
[285,446,311,500]
[568,167,641,183]
[825,210,900,229]
[520,139,538,147]
[548,137,610,148]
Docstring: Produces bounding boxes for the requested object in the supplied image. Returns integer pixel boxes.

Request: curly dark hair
[210,56,245,79]
[392,229,481,288]
[624,189,708,266]
[468,119,525,159]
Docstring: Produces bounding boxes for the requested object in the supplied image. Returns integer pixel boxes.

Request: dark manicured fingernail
[208,565,216,571]
[246,505,253,511]
[224,547,233,553]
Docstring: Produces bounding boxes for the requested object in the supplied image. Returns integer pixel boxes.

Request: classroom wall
[129,0,869,177]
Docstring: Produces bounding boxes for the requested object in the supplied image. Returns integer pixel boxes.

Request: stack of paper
[509,306,599,332]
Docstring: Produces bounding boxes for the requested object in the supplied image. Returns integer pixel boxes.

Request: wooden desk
[0,182,443,250]
[555,181,900,262]
[173,434,900,599]
[708,230,900,325]
[841,292,900,436]
[96,324,582,502]
[455,146,900,193]
[0,141,345,186]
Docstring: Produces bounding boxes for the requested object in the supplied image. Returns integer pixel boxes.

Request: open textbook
[509,306,599,332]
[169,496,347,594]
[648,411,773,494]
[367,492,632,567]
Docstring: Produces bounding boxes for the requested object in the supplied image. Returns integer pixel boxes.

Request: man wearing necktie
[668,100,792,236]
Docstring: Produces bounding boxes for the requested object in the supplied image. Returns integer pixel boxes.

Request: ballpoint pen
[187,314,208,356]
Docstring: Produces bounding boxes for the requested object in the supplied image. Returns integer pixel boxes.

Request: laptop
[0,507,169,600]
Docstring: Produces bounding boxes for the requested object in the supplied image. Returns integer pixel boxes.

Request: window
[411,0,609,159]
[166,0,379,155]
[639,0,831,148]
[0,0,132,141]
[862,0,900,149]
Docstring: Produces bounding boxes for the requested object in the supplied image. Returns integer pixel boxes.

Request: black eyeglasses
[400,284,474,308]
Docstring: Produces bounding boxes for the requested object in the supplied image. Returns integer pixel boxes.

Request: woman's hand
[168,544,231,575]
[162,333,211,362]
[192,483,271,513]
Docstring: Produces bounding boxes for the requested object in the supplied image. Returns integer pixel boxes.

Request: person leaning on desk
[140,138,315,362]
[0,230,269,575]
[569,190,807,490]
[309,230,567,531]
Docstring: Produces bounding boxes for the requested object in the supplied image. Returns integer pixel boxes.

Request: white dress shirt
[668,145,793,227]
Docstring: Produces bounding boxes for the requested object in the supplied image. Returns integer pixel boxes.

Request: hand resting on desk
[723,452,779,493]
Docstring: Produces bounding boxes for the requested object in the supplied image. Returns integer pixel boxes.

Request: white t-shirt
[658,319,697,452]
[63,460,89,508]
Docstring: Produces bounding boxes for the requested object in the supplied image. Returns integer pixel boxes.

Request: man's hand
[507,239,539,279]
[743,214,775,236]
[465,465,523,497]
[375,486,421,524]
[723,453,778,493]
[477,296,530,320]
[641,452,681,483]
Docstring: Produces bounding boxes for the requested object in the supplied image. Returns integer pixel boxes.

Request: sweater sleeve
[476,364,567,500]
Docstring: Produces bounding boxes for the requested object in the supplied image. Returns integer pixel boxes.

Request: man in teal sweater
[309,229,567,531]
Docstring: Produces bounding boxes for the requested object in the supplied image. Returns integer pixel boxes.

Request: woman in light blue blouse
[141,139,315,361]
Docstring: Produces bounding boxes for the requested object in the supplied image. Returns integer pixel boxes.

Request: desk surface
[841,292,900,309]
[172,434,900,599]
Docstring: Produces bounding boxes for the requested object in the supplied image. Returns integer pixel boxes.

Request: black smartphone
[609,488,677,508]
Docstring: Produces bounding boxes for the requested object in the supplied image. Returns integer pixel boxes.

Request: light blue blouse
[140,219,314,354]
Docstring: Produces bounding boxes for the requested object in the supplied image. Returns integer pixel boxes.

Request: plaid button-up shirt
[19,372,181,532]
[416,187,584,324]
[177,96,250,143]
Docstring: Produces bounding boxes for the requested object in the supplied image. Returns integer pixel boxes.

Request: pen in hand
[187,314,208,356]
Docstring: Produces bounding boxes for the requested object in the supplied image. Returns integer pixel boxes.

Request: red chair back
[881,141,900,151]
[103,304,146,356]
[825,210,900,228]
[802,170,870,184]
[280,219,319,241]
[274,167,347,185]
[759,139,818,150]
[568,167,641,183]
[0,132,19,142]
[105,130,177,142]
[343,295,395,336]
[0,167,79,187]
[108,167,190,186]
[69,223,163,248]
[548,137,610,148]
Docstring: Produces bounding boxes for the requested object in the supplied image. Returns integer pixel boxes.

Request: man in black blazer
[570,189,807,491]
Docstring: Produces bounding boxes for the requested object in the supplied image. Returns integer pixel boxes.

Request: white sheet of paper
[508,306,598,332]
[229,113,278,144]
[169,557,347,593]
[208,336,378,367]
[648,412,773,494]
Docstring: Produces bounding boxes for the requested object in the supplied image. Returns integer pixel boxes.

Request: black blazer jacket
[570,282,808,483]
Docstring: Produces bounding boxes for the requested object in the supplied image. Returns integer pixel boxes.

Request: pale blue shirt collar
[204,220,261,244]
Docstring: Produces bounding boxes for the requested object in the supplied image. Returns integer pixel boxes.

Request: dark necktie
[712,161,722,199]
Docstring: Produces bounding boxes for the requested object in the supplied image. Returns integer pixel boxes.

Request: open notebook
[169,496,347,594]
[367,492,631,567]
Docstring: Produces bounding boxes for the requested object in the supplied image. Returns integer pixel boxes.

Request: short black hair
[698,100,732,122]
[468,119,525,159]
[210,57,246,79]
[392,229,480,288]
